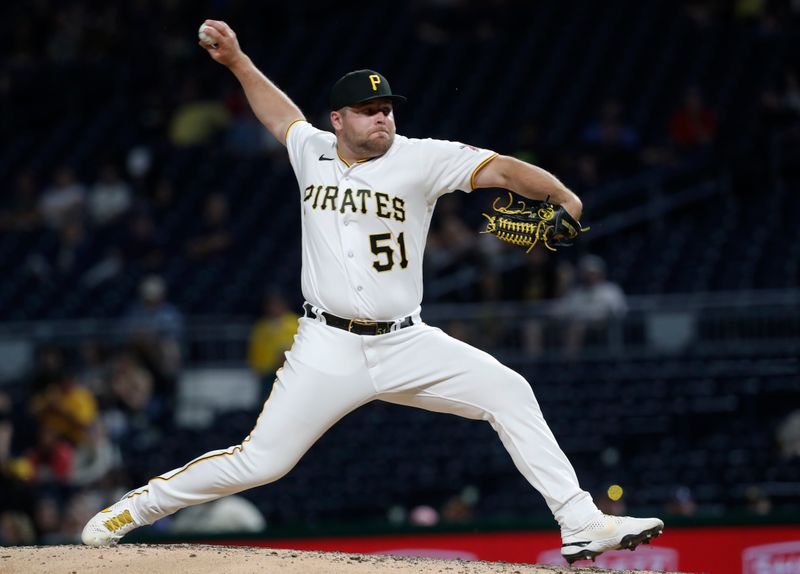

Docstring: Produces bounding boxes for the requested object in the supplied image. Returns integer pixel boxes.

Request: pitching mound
[2,544,685,574]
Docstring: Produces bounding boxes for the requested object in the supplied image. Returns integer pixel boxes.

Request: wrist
[228,53,252,75]
[561,196,583,221]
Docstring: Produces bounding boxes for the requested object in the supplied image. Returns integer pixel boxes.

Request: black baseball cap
[329,69,407,110]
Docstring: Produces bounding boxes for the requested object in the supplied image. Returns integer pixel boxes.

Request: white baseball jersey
[286,120,496,321]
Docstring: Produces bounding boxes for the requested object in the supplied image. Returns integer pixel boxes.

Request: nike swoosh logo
[319,154,334,161]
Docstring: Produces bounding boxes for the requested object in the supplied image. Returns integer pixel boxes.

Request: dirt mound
[1,544,685,574]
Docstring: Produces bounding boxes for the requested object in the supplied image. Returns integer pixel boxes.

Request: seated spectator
[22,426,74,485]
[26,219,93,284]
[38,166,87,231]
[668,86,718,150]
[103,352,155,442]
[103,352,164,454]
[553,255,627,354]
[30,368,99,446]
[225,94,274,158]
[87,162,133,228]
[69,421,120,487]
[425,195,479,301]
[109,352,155,417]
[185,193,235,261]
[121,275,184,399]
[580,98,640,179]
[168,80,231,147]
[248,290,299,401]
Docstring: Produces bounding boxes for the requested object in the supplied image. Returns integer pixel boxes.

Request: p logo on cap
[329,69,407,110]
[369,74,381,91]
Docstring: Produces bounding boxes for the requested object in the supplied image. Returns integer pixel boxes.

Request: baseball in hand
[198,24,218,48]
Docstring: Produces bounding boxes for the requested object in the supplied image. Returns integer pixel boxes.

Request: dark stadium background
[0,1,798,571]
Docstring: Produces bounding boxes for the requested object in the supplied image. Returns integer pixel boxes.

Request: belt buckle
[348,319,382,335]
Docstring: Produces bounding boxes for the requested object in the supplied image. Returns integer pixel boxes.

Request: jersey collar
[335,146,376,168]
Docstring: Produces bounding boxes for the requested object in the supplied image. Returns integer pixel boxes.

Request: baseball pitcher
[82,20,663,564]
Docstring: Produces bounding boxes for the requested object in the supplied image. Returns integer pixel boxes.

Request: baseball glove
[481,192,588,252]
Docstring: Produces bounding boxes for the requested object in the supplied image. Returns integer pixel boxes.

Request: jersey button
[344,221,350,226]
[356,286,363,292]
[347,251,354,258]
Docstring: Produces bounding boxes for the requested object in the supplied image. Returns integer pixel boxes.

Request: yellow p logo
[369,74,381,92]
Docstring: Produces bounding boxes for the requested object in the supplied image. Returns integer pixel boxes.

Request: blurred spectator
[665,485,697,516]
[38,166,87,231]
[121,210,166,271]
[109,352,155,416]
[248,290,299,401]
[185,193,235,262]
[103,351,164,451]
[126,145,155,193]
[87,163,133,228]
[553,255,627,354]
[83,207,166,288]
[30,368,99,446]
[743,485,772,515]
[425,195,479,301]
[440,485,478,524]
[734,0,766,21]
[759,69,800,131]
[22,426,74,484]
[500,249,563,356]
[502,248,560,302]
[668,86,719,150]
[580,98,640,179]
[167,495,267,534]
[122,275,184,399]
[168,80,232,147]
[409,504,439,526]
[27,219,93,284]
[0,510,37,546]
[70,421,120,487]
[225,92,275,158]
[0,171,42,233]
[776,409,800,458]
[75,340,113,403]
[33,496,67,544]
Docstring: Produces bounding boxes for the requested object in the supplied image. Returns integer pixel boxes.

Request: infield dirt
[1,544,688,573]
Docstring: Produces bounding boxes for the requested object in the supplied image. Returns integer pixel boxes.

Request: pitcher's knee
[243,449,300,485]
[494,370,537,405]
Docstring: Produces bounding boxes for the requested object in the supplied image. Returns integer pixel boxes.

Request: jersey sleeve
[285,120,325,172]
[422,139,497,202]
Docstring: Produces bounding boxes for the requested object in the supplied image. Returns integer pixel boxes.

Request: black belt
[303,303,414,336]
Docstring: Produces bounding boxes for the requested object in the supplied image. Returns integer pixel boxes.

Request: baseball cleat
[561,514,664,564]
[81,498,142,546]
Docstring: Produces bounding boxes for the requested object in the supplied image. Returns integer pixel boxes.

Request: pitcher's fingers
[203,19,233,38]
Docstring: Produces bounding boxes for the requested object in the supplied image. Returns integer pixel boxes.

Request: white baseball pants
[123,317,601,532]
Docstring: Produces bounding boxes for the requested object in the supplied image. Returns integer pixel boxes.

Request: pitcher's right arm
[199,20,305,146]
